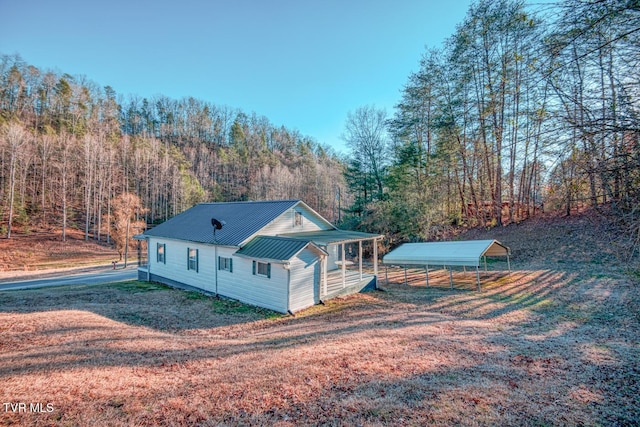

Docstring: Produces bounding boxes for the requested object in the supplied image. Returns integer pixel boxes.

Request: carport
[382,240,511,291]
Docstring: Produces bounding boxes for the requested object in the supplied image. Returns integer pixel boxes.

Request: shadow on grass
[377,264,640,346]
[380,267,576,319]
[0,280,282,331]
[0,267,638,426]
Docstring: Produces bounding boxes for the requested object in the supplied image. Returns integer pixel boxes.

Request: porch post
[341,243,346,289]
[373,238,378,277]
[358,240,363,281]
[323,255,328,297]
[146,238,151,281]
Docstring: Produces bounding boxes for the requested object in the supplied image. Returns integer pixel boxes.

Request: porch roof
[279,229,384,246]
[235,236,327,262]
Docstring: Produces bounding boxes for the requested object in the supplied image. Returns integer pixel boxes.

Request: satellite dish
[211,218,225,230]
[211,217,226,243]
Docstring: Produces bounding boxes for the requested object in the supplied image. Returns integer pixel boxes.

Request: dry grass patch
[1,262,638,426]
[0,228,119,275]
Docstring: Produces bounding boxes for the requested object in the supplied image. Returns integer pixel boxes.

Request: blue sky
[0,0,473,153]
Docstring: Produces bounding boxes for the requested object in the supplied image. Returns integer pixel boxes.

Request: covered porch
[279,229,384,300]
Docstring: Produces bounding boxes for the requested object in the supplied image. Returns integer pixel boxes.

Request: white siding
[288,248,319,312]
[260,205,332,237]
[149,238,244,294]
[149,238,290,312]
[213,247,237,293]
[217,256,289,313]
[148,237,217,293]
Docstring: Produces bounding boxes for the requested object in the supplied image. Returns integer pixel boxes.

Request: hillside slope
[0,228,120,275]
[459,209,635,272]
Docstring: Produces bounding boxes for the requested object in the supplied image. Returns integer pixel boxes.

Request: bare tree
[38,133,54,225]
[56,131,74,242]
[342,105,389,203]
[110,193,146,268]
[2,122,28,238]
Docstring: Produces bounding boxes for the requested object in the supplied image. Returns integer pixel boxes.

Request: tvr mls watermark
[3,402,54,413]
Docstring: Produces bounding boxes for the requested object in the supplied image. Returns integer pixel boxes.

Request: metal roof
[235,236,327,262]
[383,240,510,267]
[144,200,300,246]
[279,229,384,246]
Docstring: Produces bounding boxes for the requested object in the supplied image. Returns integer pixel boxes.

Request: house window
[188,248,198,272]
[253,261,271,278]
[218,256,233,272]
[157,243,166,264]
[294,211,303,227]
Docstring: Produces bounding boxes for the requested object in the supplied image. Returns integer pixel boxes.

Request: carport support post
[425,265,429,287]
[476,266,481,291]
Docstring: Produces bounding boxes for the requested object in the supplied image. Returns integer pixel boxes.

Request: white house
[137,200,383,313]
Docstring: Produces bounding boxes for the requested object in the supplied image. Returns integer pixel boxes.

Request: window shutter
[252,261,256,275]
[218,256,221,270]
[187,248,190,270]
[163,244,166,264]
[267,263,271,278]
[196,249,199,273]
[229,258,233,273]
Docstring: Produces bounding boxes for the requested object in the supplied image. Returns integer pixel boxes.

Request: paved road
[0,266,138,291]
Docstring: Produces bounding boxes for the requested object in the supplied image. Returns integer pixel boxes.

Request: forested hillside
[0,55,347,242]
[340,0,640,251]
[1,0,639,255]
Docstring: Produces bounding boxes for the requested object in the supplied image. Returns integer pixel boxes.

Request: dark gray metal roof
[144,200,299,246]
[235,236,326,262]
[279,229,384,245]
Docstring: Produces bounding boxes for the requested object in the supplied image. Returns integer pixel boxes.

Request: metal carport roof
[382,240,509,267]
[382,240,511,291]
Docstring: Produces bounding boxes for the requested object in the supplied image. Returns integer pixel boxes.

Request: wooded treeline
[2,0,639,255]
[342,0,640,249]
[0,56,346,241]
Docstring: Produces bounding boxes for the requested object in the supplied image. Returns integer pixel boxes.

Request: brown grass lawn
[0,212,639,426]
[0,228,120,274]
